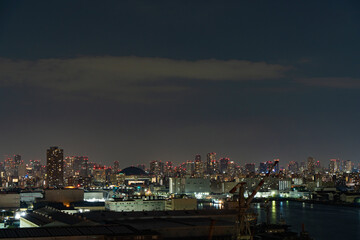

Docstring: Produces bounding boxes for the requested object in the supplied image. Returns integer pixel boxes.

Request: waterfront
[254,201,360,240]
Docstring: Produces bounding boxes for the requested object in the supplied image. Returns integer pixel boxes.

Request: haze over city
[1,1,360,167]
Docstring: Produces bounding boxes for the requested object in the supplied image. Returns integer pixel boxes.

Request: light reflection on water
[199,200,360,239]
[198,202,223,210]
[253,201,360,240]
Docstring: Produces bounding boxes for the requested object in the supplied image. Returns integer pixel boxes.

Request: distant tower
[259,162,267,174]
[194,154,202,176]
[186,160,195,176]
[14,154,21,177]
[288,161,299,173]
[219,158,230,174]
[81,156,89,177]
[165,161,173,176]
[206,152,217,174]
[329,159,338,173]
[345,160,352,173]
[307,157,315,174]
[113,160,120,173]
[150,160,164,175]
[244,163,255,174]
[46,146,64,188]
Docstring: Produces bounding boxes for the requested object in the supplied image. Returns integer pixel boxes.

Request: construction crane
[229,160,279,240]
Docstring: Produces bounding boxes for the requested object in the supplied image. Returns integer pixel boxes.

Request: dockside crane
[229,160,279,240]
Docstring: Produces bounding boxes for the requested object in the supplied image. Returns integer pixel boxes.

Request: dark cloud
[297,77,360,89]
[0,56,290,102]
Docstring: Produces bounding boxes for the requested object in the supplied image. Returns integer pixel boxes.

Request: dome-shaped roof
[119,166,147,176]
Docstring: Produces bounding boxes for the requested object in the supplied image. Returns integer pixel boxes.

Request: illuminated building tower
[46,146,64,188]
[80,156,89,177]
[4,157,15,178]
[150,160,164,175]
[219,158,230,174]
[113,161,120,173]
[73,156,83,174]
[206,152,217,174]
[314,160,321,173]
[307,157,315,174]
[228,161,236,176]
[93,165,106,183]
[299,162,306,173]
[345,160,352,173]
[14,154,21,177]
[273,159,280,173]
[64,156,74,178]
[185,160,195,176]
[329,159,338,173]
[30,160,42,177]
[288,161,299,173]
[265,161,274,173]
[164,161,173,176]
[340,160,346,172]
[244,163,255,174]
[259,162,267,174]
[194,154,202,176]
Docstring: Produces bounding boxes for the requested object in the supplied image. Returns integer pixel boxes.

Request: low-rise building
[169,177,210,194]
[165,198,197,210]
[105,197,165,212]
[0,192,20,209]
[44,188,84,204]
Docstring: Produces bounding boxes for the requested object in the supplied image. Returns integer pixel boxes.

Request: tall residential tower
[46,146,64,188]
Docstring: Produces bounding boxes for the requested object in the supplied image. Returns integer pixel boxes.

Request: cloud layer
[298,77,360,89]
[0,56,289,101]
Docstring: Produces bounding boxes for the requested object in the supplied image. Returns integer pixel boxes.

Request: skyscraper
[219,158,230,174]
[14,154,21,178]
[307,157,315,174]
[288,161,299,173]
[244,163,255,174]
[194,154,202,176]
[150,160,164,175]
[345,160,352,173]
[206,152,217,174]
[329,159,338,173]
[46,146,64,188]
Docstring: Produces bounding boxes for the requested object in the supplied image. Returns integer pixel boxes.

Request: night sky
[1,1,360,167]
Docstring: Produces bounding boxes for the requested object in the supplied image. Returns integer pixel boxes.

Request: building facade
[46,146,64,188]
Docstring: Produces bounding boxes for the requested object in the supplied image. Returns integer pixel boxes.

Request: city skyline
[1,1,360,166]
[1,148,358,170]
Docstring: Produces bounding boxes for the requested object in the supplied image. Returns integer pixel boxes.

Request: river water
[252,201,360,240]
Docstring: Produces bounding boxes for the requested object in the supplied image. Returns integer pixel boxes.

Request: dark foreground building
[0,225,159,240]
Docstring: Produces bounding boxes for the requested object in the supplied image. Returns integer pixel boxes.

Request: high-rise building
[14,154,21,178]
[244,163,255,174]
[206,152,217,174]
[186,160,195,176]
[113,161,120,173]
[164,161,173,176]
[219,158,230,174]
[288,161,299,173]
[228,161,236,176]
[307,157,315,174]
[259,162,267,174]
[80,156,89,177]
[273,159,280,173]
[345,160,352,173]
[194,154,202,176]
[46,146,64,188]
[329,159,338,173]
[150,160,164,175]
